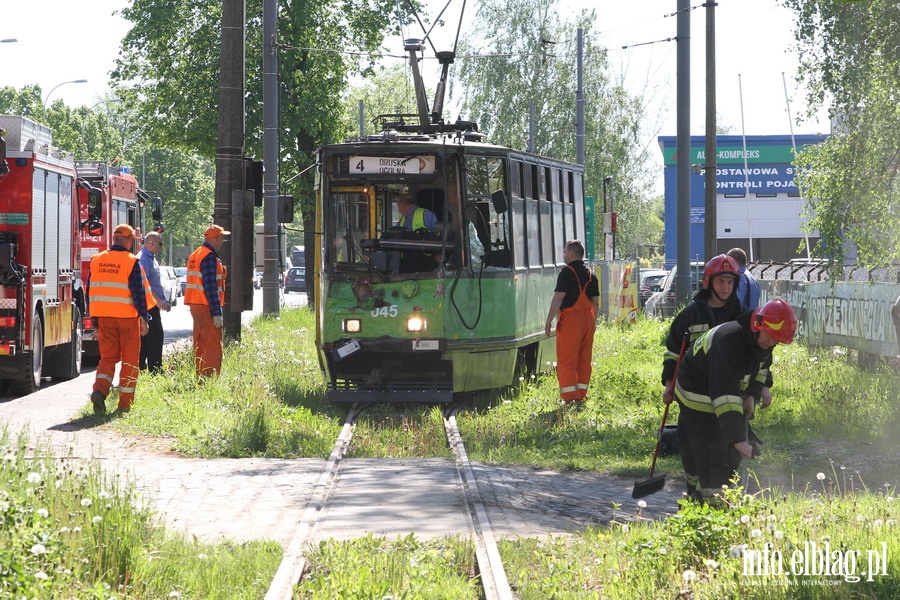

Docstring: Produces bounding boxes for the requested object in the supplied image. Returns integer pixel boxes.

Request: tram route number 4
[350,155,436,175]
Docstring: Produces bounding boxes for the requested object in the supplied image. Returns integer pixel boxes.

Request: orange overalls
[556,266,597,402]
[88,249,148,410]
[185,244,226,377]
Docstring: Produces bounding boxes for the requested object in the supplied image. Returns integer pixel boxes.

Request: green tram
[315,136,587,403]
[313,39,587,403]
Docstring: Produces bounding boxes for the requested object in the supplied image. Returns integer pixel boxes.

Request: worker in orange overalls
[185,224,230,377]
[87,224,150,413]
[544,240,600,404]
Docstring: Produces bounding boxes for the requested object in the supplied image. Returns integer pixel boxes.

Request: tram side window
[541,166,554,267]
[465,155,510,268]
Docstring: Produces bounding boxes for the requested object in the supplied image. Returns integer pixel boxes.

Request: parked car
[158,265,179,306]
[644,261,705,318]
[638,269,669,307]
[283,267,306,293]
[174,266,187,297]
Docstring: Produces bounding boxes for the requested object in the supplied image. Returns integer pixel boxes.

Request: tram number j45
[371,306,398,318]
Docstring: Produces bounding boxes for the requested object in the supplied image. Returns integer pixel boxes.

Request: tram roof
[321,133,583,171]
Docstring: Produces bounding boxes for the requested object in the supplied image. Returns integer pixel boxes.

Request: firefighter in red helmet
[672,298,798,503]
[662,254,743,498]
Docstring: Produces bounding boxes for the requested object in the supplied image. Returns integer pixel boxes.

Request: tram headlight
[342,318,361,333]
[406,315,426,332]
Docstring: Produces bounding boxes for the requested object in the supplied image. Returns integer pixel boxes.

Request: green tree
[784,0,900,270]
[454,0,658,260]
[340,62,423,138]
[113,0,402,229]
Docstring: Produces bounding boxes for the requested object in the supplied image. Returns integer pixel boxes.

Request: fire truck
[75,162,163,362]
[0,115,83,395]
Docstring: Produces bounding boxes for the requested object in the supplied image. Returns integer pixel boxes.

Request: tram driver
[396,193,438,233]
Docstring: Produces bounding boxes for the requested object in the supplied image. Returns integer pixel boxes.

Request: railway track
[264,401,514,600]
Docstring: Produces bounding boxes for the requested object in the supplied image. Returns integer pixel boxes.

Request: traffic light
[244,158,263,206]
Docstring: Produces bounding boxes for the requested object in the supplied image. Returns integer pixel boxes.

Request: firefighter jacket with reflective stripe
[662,288,743,385]
[185,243,225,312]
[673,312,773,445]
[88,248,147,319]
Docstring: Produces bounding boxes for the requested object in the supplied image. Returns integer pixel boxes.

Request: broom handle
[650,336,689,476]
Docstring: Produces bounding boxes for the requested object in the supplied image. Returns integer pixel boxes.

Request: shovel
[632,336,688,499]
[632,402,671,498]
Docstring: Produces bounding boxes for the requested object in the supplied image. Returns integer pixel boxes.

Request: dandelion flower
[682,569,697,582]
[34,571,49,581]
[816,472,826,481]
[92,515,103,524]
[729,544,748,558]
[775,530,784,539]
[36,508,49,518]
[637,500,647,509]
[59,527,71,534]
[704,559,719,570]
[740,514,751,524]
[27,472,42,484]
[81,498,92,507]
[751,529,763,538]
[30,544,47,555]
[168,592,181,598]
[98,491,111,499]
[2,453,14,462]
[621,524,630,533]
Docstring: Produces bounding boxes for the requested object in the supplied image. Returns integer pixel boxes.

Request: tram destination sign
[350,155,436,175]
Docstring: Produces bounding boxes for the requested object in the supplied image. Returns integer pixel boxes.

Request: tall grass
[0,427,280,598]
[501,482,899,599]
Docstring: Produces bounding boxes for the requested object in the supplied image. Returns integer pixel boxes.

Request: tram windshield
[322,151,510,277]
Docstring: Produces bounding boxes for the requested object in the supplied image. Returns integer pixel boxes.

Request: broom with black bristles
[632,336,688,499]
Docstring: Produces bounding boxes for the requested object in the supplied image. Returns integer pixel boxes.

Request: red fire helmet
[750,298,798,344]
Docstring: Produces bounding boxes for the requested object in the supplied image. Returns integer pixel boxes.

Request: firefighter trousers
[555,301,595,401]
[93,316,141,410]
[679,404,742,499]
[190,305,223,377]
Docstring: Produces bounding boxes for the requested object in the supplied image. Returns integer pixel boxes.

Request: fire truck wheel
[50,305,83,381]
[12,311,43,395]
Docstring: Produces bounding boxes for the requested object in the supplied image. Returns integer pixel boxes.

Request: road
[162,286,308,346]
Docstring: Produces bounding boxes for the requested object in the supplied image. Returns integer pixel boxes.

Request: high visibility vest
[399,207,428,231]
[185,245,225,307]
[89,250,140,318]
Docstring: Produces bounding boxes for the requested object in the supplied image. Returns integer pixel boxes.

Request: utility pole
[215,0,246,341]
[675,0,692,309]
[575,28,585,166]
[262,0,280,315]
[703,1,717,260]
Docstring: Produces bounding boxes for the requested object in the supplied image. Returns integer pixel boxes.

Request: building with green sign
[658,134,828,266]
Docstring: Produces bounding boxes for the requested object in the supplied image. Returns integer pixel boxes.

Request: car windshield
[174,267,187,277]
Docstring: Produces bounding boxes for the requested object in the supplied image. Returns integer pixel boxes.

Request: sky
[3,0,830,148]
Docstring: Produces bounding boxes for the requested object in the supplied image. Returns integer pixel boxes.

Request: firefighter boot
[90,391,107,415]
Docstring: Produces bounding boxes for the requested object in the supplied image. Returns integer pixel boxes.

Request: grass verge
[0,427,279,598]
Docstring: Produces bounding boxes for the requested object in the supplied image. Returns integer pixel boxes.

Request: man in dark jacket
[662,254,743,499]
[673,298,797,503]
